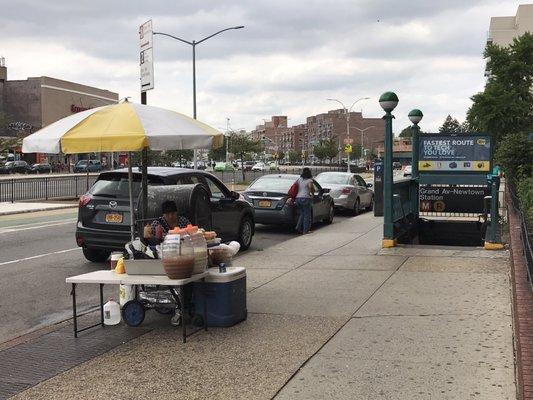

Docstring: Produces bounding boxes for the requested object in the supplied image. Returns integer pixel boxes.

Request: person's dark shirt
[150,215,190,237]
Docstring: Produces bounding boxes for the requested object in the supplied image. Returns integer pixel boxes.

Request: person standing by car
[295,167,314,234]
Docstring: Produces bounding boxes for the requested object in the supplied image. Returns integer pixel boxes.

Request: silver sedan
[315,172,374,215]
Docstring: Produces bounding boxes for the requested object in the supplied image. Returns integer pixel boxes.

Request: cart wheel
[121,300,145,327]
[154,306,174,315]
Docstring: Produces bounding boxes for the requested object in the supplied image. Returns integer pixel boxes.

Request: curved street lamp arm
[153,31,193,45]
[196,26,245,45]
[327,98,347,111]
[348,97,371,112]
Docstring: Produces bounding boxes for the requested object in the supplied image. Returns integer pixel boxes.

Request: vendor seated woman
[147,200,190,241]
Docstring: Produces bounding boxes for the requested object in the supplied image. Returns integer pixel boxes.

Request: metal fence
[0,174,98,202]
[0,167,347,203]
[508,182,533,290]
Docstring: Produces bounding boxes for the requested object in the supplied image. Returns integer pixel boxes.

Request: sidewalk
[0,201,77,216]
[9,212,515,400]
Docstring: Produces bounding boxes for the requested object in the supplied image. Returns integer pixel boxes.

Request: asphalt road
[0,208,354,343]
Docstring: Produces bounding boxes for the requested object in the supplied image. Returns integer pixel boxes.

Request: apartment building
[488,4,533,47]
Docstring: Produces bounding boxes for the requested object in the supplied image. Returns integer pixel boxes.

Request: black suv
[76,167,255,262]
[0,160,31,174]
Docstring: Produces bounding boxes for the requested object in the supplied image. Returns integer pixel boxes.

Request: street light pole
[154,26,244,169]
[350,125,375,164]
[378,92,399,248]
[327,97,370,172]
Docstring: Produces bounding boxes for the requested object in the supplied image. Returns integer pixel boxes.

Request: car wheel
[352,198,360,216]
[325,202,334,224]
[366,196,374,211]
[82,247,111,263]
[238,216,254,251]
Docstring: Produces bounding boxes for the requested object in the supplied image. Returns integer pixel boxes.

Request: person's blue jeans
[295,197,312,233]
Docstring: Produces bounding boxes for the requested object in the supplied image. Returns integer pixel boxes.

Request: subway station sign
[419,186,489,213]
[418,134,491,173]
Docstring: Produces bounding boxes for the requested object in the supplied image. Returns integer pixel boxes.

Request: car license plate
[258,200,271,208]
[105,213,123,223]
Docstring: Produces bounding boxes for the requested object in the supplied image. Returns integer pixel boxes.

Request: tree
[494,132,532,183]
[399,126,412,138]
[276,150,285,162]
[208,136,227,161]
[439,115,463,134]
[165,150,193,166]
[313,137,338,163]
[288,150,300,164]
[466,32,533,145]
[229,132,262,180]
[0,137,21,156]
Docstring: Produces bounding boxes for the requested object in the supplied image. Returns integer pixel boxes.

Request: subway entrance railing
[376,92,503,250]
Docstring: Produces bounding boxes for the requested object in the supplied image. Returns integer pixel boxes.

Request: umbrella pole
[127,152,135,242]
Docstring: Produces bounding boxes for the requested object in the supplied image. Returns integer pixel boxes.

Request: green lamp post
[408,109,423,221]
[379,91,399,248]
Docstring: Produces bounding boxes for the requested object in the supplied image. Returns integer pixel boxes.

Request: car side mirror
[230,191,240,200]
[321,188,330,194]
[366,183,373,188]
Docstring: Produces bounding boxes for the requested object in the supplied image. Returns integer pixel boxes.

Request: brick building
[252,109,384,162]
[375,137,413,164]
[305,109,385,161]
[0,62,118,163]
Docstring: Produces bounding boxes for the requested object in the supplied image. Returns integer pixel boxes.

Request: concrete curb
[0,205,78,217]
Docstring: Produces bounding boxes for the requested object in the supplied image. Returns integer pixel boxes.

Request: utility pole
[154,26,244,169]
[327,97,370,172]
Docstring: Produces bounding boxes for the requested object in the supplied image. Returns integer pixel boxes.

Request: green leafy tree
[439,115,463,134]
[399,126,413,138]
[208,136,227,161]
[229,132,262,180]
[0,137,21,157]
[313,137,338,163]
[277,150,285,161]
[288,150,300,164]
[494,132,532,182]
[166,150,193,166]
[466,32,533,144]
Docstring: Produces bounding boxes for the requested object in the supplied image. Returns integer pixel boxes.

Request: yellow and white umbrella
[22,101,223,154]
[22,101,223,242]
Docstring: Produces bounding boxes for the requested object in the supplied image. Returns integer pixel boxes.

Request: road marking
[0,248,81,267]
[0,219,77,234]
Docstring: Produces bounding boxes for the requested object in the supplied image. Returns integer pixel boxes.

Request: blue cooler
[193,267,247,327]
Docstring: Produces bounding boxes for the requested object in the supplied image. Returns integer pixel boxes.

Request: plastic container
[187,226,208,274]
[161,234,195,279]
[119,284,134,306]
[193,266,247,327]
[110,252,122,270]
[103,298,121,325]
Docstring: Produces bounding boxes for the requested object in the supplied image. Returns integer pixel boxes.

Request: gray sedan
[243,174,334,227]
[315,172,374,215]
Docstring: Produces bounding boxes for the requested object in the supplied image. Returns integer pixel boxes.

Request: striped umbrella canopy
[22,101,223,154]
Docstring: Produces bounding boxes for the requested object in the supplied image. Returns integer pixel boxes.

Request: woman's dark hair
[161,200,177,214]
[301,167,312,179]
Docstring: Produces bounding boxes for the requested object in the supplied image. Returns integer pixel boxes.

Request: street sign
[343,138,354,144]
[418,134,492,173]
[139,20,154,92]
[419,185,489,213]
[344,144,352,153]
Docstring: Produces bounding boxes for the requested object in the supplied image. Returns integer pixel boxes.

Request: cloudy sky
[0,0,521,133]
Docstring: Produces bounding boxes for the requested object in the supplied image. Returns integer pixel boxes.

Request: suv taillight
[79,194,92,207]
[341,187,351,194]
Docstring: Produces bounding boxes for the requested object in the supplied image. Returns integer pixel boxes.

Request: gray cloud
[0,0,521,131]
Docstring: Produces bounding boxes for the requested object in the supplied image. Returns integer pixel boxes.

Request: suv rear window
[89,174,164,198]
